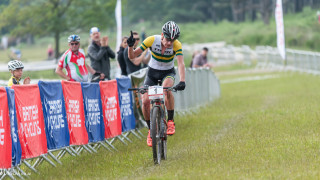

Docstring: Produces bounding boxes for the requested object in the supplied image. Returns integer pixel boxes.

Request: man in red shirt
[55,35,104,82]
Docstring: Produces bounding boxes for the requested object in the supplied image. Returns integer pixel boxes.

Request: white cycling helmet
[68,34,80,43]
[8,60,24,71]
[162,21,180,41]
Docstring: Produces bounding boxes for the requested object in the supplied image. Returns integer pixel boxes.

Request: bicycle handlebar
[128,86,177,94]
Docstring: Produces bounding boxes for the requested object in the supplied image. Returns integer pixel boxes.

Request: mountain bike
[129,85,177,164]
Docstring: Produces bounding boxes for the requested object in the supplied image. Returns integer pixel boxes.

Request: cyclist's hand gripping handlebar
[174,81,186,91]
[128,87,147,94]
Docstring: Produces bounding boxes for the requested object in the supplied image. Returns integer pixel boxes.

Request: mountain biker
[127,21,186,146]
[7,60,30,87]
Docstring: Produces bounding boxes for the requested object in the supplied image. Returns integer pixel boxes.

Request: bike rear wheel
[151,106,161,164]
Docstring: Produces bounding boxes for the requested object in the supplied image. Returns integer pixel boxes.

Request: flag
[115,0,122,52]
[100,80,122,139]
[81,82,105,142]
[13,85,48,159]
[38,81,70,150]
[275,0,286,60]
[0,87,12,169]
[116,77,136,132]
[61,81,88,145]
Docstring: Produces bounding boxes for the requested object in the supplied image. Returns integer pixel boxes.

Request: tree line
[0,0,318,59]
[125,0,320,25]
[0,0,116,59]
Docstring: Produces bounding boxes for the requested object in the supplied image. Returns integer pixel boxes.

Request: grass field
[26,71,320,179]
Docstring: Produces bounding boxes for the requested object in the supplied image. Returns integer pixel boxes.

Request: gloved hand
[127,30,136,47]
[174,81,186,91]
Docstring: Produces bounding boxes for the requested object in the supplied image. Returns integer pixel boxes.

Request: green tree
[0,0,116,59]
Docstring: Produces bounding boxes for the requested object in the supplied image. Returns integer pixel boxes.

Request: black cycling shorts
[144,67,176,86]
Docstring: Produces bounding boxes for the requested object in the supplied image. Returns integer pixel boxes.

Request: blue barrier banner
[38,81,70,150]
[81,82,105,142]
[116,77,136,132]
[5,87,22,167]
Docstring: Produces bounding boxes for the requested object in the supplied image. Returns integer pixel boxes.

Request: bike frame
[150,99,167,140]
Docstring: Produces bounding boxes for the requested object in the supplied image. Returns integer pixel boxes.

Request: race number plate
[148,86,164,99]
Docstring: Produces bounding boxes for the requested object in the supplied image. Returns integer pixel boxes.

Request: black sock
[167,110,174,121]
[146,120,150,129]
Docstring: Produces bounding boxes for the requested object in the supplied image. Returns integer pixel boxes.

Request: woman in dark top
[117,36,128,76]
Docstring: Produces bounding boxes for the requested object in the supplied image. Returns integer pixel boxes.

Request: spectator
[87,27,115,81]
[192,47,213,68]
[47,44,54,60]
[123,31,148,74]
[117,36,128,76]
[189,50,199,68]
[7,60,30,87]
[10,47,21,60]
[55,35,104,82]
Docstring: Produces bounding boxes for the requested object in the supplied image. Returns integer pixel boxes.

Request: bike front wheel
[161,137,167,160]
[151,106,161,164]
[161,119,167,160]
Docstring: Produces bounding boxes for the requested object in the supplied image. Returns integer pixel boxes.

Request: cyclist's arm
[85,63,96,75]
[143,50,151,65]
[55,66,70,81]
[131,50,147,66]
[128,47,143,64]
[176,55,185,82]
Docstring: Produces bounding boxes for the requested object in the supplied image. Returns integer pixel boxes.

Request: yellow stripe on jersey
[140,36,155,51]
[173,40,182,54]
[151,53,174,63]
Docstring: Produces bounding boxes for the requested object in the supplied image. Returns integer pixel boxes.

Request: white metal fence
[174,67,220,113]
[184,43,320,75]
[127,66,221,114]
[255,46,320,74]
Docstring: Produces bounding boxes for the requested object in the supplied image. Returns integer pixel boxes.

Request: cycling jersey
[58,49,89,82]
[8,76,21,87]
[140,35,183,70]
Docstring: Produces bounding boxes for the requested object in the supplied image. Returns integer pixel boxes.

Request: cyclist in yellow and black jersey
[127,21,186,147]
[7,60,30,87]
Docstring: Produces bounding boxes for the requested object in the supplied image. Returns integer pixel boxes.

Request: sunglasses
[70,42,79,46]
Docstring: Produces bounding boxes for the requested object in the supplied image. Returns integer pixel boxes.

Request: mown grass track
[29,72,320,179]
